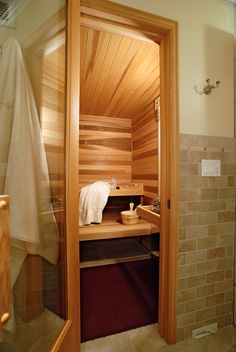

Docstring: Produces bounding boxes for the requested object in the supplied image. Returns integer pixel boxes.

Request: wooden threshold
[79,218,159,241]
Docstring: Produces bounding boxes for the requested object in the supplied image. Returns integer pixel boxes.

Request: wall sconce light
[203,79,220,95]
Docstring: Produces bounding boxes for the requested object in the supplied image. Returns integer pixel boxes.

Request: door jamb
[80,0,179,345]
[51,0,81,350]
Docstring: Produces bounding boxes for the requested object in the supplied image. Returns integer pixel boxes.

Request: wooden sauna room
[79,19,161,342]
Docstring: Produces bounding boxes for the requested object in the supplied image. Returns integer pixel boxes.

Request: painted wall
[0,0,64,46]
[112,0,235,138]
[0,0,65,108]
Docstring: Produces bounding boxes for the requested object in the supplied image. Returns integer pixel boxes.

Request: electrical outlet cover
[201,159,221,177]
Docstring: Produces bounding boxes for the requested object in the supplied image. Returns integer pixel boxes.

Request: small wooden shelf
[79,218,159,241]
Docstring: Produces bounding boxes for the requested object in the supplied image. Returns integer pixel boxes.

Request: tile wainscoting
[177,134,236,340]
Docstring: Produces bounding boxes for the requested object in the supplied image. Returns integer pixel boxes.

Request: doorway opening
[79,0,179,345]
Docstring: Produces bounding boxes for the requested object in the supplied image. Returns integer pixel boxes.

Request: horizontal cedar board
[79,218,159,241]
[80,130,131,139]
[133,149,157,160]
[42,129,64,142]
[41,107,65,122]
[41,118,65,132]
[79,159,131,165]
[80,142,131,150]
[41,44,65,209]
[79,115,132,187]
[134,179,158,187]
[80,115,131,126]
[133,166,158,174]
[132,119,157,139]
[132,104,158,201]
[42,86,65,110]
[80,167,132,174]
[45,144,64,153]
[133,103,159,130]
[80,139,131,151]
[79,153,130,160]
[80,125,130,134]
[133,174,157,180]
[133,131,157,149]
[144,185,157,193]
[79,169,131,175]
[132,155,158,166]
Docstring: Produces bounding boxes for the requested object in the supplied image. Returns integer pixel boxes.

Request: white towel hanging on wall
[0,37,59,264]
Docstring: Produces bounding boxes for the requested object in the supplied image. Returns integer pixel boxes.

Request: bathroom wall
[111,0,234,138]
[178,134,235,340]
[0,0,64,45]
[132,103,159,203]
[111,0,235,341]
[79,115,132,189]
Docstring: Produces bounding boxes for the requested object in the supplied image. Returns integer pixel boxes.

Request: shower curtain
[0,37,59,335]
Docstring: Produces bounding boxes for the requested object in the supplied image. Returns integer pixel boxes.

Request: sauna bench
[109,188,143,197]
[79,185,144,198]
[79,218,159,241]
[80,237,153,268]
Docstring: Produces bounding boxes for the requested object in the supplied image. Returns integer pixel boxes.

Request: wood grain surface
[80,26,160,119]
[0,196,11,326]
[79,115,132,188]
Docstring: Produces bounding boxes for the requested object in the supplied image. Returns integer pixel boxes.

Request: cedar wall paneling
[79,115,132,189]
[41,45,65,204]
[132,103,158,203]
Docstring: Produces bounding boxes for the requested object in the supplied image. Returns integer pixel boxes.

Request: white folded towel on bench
[79,181,110,226]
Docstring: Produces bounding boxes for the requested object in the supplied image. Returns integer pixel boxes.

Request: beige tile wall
[177,134,236,341]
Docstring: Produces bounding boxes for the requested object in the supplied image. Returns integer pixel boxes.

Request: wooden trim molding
[158,28,179,344]
[0,196,11,327]
[64,0,80,348]
[51,0,80,350]
[51,321,72,352]
[80,0,179,345]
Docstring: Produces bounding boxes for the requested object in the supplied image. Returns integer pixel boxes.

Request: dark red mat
[80,258,158,342]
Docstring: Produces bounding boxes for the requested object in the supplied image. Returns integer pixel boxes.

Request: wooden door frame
[80,0,179,345]
[52,0,179,349]
[51,0,80,351]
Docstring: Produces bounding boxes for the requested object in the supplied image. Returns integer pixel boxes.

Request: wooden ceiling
[80,26,160,119]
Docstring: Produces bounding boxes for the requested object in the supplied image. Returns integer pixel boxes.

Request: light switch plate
[201,159,221,177]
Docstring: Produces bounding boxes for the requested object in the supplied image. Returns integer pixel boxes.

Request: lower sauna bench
[80,236,159,342]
